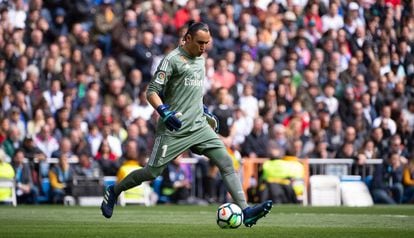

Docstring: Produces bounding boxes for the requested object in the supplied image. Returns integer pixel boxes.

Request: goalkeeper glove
[203,105,219,133]
[156,104,182,131]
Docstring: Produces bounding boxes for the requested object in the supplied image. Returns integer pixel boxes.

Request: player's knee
[216,155,235,176]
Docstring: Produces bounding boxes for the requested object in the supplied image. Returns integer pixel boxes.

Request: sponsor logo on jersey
[184,72,203,87]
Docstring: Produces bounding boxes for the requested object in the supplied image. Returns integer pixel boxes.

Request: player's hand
[157,104,182,131]
[203,105,219,133]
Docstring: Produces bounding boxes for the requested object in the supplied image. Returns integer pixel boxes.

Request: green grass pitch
[0,205,413,238]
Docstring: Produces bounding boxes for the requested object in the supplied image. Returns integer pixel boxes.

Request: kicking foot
[101,185,117,218]
[243,200,273,227]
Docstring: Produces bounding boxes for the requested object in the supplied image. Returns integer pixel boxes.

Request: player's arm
[147,91,164,110]
[147,61,182,131]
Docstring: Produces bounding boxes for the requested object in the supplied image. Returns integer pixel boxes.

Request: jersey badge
[155,71,166,84]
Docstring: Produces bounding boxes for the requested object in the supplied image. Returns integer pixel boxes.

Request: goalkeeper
[101,21,272,227]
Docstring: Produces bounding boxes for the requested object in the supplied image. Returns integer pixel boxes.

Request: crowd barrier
[241,158,383,204]
[8,156,382,205]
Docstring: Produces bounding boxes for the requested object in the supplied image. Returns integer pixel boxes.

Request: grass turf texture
[0,205,413,238]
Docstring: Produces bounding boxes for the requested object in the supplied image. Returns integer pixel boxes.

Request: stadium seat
[309,175,341,206]
[0,178,17,206]
[340,179,373,207]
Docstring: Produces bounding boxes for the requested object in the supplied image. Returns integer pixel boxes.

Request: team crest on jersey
[180,55,188,63]
[155,71,166,84]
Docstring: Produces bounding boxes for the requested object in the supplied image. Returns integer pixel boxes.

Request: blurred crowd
[0,0,414,205]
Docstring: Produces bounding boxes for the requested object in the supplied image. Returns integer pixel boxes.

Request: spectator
[92,1,118,56]
[8,0,27,30]
[50,7,69,40]
[74,153,101,179]
[12,149,39,204]
[33,124,59,158]
[326,116,344,157]
[135,30,160,83]
[213,25,236,58]
[2,124,22,158]
[8,55,28,91]
[232,106,253,150]
[346,101,371,139]
[0,83,13,113]
[302,116,326,157]
[267,124,289,157]
[174,0,195,31]
[49,154,74,204]
[260,149,304,204]
[315,84,339,116]
[373,104,397,137]
[20,134,45,178]
[42,79,64,115]
[212,58,236,91]
[255,56,277,101]
[354,138,379,176]
[321,1,344,33]
[241,117,268,158]
[402,157,414,203]
[79,89,101,124]
[8,106,26,141]
[361,92,377,125]
[116,138,157,204]
[69,129,91,157]
[239,82,259,120]
[131,90,154,121]
[122,122,147,158]
[94,138,119,176]
[124,69,143,101]
[51,136,76,159]
[371,152,404,204]
[211,87,235,139]
[282,99,310,136]
[160,157,191,204]
[100,122,122,158]
[385,134,409,164]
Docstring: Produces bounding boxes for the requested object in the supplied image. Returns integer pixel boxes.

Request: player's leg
[202,146,248,209]
[202,146,272,227]
[101,166,164,218]
[193,127,272,227]
[101,134,190,218]
[114,166,162,196]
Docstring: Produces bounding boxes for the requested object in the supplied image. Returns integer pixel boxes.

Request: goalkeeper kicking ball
[216,203,244,229]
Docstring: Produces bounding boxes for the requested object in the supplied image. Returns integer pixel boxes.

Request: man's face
[185,30,211,57]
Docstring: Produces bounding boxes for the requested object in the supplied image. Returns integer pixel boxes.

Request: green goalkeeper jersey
[147,46,208,135]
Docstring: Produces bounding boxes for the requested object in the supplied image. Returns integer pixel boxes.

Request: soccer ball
[216,203,244,229]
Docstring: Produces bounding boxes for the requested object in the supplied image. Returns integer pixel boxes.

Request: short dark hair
[184,21,209,38]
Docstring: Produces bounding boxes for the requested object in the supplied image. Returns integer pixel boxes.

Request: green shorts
[147,125,223,167]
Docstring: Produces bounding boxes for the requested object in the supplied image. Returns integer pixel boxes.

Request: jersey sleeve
[147,57,174,97]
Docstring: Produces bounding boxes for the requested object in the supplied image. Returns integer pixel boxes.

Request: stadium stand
[0,0,413,206]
